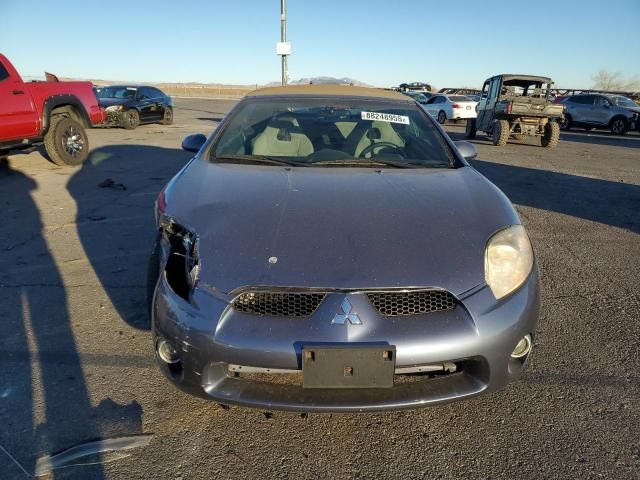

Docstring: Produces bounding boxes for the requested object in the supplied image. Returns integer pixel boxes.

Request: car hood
[98,98,132,107]
[166,161,520,296]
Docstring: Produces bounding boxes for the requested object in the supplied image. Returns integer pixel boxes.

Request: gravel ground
[0,98,638,480]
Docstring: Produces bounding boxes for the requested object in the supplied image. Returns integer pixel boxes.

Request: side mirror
[182,133,207,153]
[454,140,477,160]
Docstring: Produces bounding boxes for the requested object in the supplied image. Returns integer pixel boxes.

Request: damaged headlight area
[161,221,200,301]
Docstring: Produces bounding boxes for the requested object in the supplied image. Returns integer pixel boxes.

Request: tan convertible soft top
[248,84,411,101]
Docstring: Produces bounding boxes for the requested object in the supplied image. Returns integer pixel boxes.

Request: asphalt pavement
[0,98,638,479]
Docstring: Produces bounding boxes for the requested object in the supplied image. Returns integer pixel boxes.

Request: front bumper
[152,271,540,412]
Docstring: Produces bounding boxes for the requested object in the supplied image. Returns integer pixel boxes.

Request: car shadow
[560,131,640,148]
[469,159,640,234]
[66,144,192,330]
[0,159,143,480]
[446,127,640,149]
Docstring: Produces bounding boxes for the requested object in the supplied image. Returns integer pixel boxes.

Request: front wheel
[162,107,173,125]
[541,121,560,148]
[122,109,140,130]
[437,110,447,124]
[464,118,476,139]
[44,116,90,166]
[559,115,572,131]
[492,120,510,146]
[610,117,628,135]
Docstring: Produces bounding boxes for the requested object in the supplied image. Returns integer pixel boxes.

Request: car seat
[252,117,314,157]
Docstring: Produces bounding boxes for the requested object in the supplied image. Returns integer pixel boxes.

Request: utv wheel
[162,107,173,125]
[559,115,572,131]
[541,121,560,148]
[492,120,510,146]
[122,109,140,130]
[464,118,476,139]
[512,134,526,141]
[610,117,627,135]
[44,116,89,166]
[437,110,447,124]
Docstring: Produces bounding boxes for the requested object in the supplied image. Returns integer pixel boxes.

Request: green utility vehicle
[465,74,564,148]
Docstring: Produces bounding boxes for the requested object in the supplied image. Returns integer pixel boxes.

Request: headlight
[484,225,534,300]
[105,105,124,112]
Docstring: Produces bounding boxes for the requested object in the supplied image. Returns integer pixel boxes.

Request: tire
[122,109,140,130]
[512,133,526,141]
[437,110,447,124]
[146,233,162,329]
[162,107,173,125]
[559,114,572,131]
[610,117,628,135]
[541,121,560,148]
[464,118,476,139]
[492,120,510,146]
[43,116,89,166]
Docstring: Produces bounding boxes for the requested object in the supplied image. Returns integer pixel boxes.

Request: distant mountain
[265,76,373,87]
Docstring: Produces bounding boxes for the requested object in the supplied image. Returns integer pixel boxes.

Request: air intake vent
[232,291,326,317]
[367,290,456,317]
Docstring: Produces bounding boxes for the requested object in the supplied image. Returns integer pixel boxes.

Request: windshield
[610,96,638,107]
[97,86,138,99]
[211,97,456,168]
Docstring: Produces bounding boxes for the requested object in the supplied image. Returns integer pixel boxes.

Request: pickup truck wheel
[162,107,173,125]
[541,121,560,148]
[437,110,447,124]
[464,118,476,139]
[492,120,510,146]
[610,117,628,135]
[122,109,140,130]
[44,117,89,166]
[559,115,572,131]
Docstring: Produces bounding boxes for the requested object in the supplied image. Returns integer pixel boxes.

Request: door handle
[12,90,25,95]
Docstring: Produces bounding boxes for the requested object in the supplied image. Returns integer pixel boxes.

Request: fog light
[157,339,180,364]
[511,334,532,358]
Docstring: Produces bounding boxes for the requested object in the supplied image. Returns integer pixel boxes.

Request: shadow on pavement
[0,159,143,480]
[470,159,640,234]
[559,131,640,148]
[66,144,191,330]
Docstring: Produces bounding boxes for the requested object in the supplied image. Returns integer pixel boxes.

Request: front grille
[232,291,326,317]
[367,290,456,317]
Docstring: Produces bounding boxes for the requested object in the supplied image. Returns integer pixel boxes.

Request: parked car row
[399,80,639,136]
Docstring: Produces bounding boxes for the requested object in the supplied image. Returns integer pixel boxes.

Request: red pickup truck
[0,54,104,166]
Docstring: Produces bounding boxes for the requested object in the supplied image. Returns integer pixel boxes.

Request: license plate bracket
[302,345,396,389]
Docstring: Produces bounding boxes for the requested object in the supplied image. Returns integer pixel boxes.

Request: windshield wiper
[214,155,303,167]
[310,159,424,169]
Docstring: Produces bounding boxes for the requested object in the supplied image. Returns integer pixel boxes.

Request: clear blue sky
[1,0,638,88]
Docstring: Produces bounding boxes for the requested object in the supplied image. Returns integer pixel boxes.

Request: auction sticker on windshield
[361,112,410,124]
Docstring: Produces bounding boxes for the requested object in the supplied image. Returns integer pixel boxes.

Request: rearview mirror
[182,133,207,153]
[454,140,477,160]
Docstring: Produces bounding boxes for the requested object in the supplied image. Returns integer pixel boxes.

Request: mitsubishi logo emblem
[331,298,362,325]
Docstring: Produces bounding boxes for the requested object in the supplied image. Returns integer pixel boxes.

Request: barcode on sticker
[361,112,410,124]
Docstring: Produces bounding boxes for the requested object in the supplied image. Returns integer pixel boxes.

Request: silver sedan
[149,85,539,412]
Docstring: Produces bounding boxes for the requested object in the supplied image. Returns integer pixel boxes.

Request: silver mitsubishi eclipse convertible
[149,85,539,412]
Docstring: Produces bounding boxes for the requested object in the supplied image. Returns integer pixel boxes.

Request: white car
[422,95,477,124]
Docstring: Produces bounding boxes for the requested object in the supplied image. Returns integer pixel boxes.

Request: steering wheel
[358,142,404,159]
